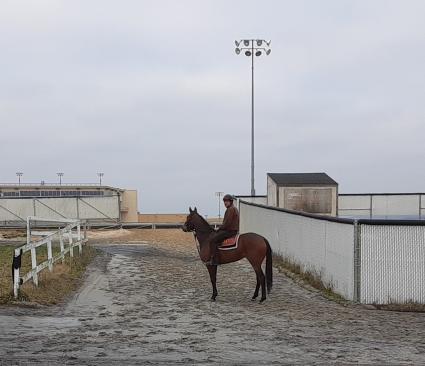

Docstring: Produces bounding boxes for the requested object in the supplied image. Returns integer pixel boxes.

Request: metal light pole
[215,191,224,218]
[97,172,104,186]
[16,172,23,185]
[57,172,64,185]
[235,39,271,196]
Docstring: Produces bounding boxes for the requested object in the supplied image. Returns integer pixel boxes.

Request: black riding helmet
[223,194,234,201]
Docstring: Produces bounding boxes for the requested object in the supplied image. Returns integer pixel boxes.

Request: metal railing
[0,183,105,187]
[12,217,88,298]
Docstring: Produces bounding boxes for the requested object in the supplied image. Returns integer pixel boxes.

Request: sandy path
[0,229,425,365]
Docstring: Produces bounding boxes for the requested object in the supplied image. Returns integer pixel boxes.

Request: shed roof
[267,173,338,186]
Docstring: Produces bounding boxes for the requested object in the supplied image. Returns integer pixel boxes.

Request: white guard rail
[12,216,88,298]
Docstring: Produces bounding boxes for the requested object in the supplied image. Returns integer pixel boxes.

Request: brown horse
[182,207,272,302]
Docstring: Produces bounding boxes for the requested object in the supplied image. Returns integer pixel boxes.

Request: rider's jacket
[220,205,239,232]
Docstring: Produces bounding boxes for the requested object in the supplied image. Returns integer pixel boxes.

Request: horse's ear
[194,207,197,213]
[189,207,193,213]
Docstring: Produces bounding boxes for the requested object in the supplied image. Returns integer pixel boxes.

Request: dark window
[3,192,19,197]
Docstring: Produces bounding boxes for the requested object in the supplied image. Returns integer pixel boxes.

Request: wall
[240,200,425,304]
[339,194,425,219]
[267,176,277,206]
[139,214,188,223]
[278,186,338,216]
[121,190,139,222]
[239,201,355,300]
[236,196,267,205]
[0,196,120,223]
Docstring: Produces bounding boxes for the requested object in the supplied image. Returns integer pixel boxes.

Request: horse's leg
[252,273,260,300]
[247,255,267,302]
[251,265,266,303]
[207,264,218,301]
[258,267,266,303]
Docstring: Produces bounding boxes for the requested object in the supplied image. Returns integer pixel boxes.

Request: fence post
[13,248,22,298]
[31,245,38,286]
[26,216,31,245]
[68,226,74,258]
[353,220,361,303]
[59,229,65,264]
[77,223,82,254]
[47,239,53,271]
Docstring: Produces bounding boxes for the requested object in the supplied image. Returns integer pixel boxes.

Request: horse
[182,207,272,303]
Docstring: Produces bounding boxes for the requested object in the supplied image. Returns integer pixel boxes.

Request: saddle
[218,234,240,251]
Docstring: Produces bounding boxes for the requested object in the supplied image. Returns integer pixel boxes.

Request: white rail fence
[239,200,425,304]
[12,216,88,298]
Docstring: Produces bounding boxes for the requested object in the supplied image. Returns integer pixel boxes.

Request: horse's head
[182,207,198,232]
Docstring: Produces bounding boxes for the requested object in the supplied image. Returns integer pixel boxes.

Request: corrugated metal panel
[360,224,425,304]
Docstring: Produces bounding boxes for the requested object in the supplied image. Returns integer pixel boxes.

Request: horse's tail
[264,238,273,293]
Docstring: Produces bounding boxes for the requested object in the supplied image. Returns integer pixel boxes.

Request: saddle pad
[218,234,240,251]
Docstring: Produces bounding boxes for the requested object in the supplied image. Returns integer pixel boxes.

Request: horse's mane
[194,212,213,232]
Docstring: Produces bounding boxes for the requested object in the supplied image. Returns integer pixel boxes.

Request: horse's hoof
[251,296,258,301]
[259,298,266,303]
[211,296,216,302]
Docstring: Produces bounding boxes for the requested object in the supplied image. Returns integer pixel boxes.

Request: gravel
[1,229,424,365]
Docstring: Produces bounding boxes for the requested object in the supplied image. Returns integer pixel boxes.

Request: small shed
[267,173,338,216]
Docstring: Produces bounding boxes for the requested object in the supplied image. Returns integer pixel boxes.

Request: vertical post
[26,217,31,245]
[59,229,65,264]
[68,226,74,258]
[251,39,255,197]
[77,223,82,254]
[353,220,361,303]
[31,245,38,286]
[13,248,21,298]
[47,239,53,271]
[369,195,373,219]
[84,221,87,240]
[76,197,80,220]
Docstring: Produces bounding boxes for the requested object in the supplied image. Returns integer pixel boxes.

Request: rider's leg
[210,231,228,265]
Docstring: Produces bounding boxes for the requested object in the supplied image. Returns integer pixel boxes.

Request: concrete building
[0,183,138,225]
[267,173,338,216]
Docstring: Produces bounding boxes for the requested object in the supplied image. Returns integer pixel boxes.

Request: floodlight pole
[235,39,271,197]
[250,40,255,197]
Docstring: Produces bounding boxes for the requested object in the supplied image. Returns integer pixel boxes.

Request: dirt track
[1,229,425,365]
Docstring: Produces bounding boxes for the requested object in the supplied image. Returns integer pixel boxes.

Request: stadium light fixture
[97,172,104,186]
[57,172,64,185]
[16,172,23,185]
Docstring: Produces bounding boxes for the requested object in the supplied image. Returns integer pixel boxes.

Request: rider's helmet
[223,194,234,202]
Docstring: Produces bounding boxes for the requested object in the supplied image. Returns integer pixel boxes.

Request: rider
[210,194,239,265]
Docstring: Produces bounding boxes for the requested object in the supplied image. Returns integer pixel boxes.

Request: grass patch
[274,254,347,304]
[0,243,97,305]
[373,301,425,313]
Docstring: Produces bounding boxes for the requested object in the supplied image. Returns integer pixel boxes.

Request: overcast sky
[1,0,424,216]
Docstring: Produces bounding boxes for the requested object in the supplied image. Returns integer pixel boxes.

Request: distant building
[267,173,338,216]
[0,183,138,224]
